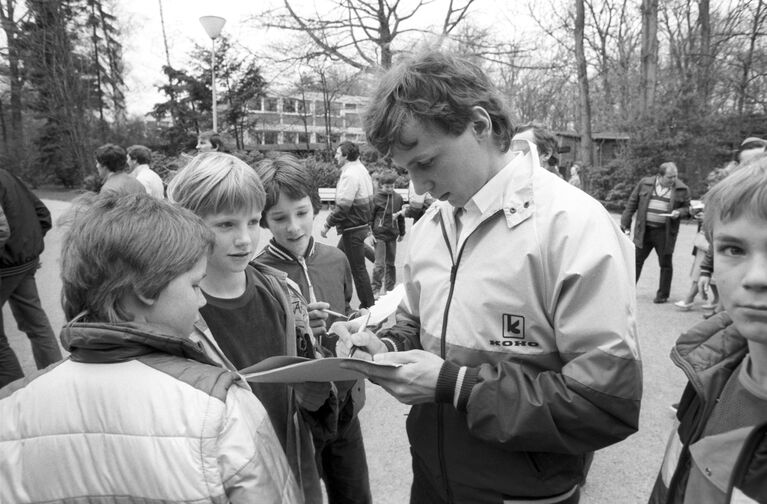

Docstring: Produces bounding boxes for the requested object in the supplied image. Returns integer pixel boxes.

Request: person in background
[673,167,729,312]
[568,163,583,189]
[648,155,767,504]
[95,143,145,196]
[621,162,691,304]
[0,168,62,389]
[255,153,372,504]
[334,50,640,504]
[321,141,376,309]
[512,123,562,178]
[197,130,227,153]
[127,145,164,199]
[369,170,406,298]
[0,193,299,503]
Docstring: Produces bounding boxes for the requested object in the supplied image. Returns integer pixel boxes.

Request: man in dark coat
[621,162,691,303]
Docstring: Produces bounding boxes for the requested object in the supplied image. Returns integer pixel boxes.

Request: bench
[319,187,409,205]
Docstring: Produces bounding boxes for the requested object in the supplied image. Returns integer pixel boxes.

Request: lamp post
[199,15,226,132]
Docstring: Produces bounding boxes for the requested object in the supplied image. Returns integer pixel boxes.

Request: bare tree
[260,0,476,70]
[575,0,594,166]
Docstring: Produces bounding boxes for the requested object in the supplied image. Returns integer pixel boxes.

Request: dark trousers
[409,451,580,504]
[635,225,674,300]
[319,414,371,504]
[338,227,375,308]
[0,267,62,389]
[371,238,397,293]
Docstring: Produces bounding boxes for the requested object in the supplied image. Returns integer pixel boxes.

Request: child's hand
[320,223,330,238]
[306,301,330,337]
[292,381,331,411]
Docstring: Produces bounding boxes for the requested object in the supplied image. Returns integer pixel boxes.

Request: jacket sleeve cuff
[435,361,478,412]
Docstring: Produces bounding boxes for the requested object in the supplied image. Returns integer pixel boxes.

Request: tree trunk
[737,0,765,115]
[639,0,658,117]
[696,0,711,108]
[0,0,25,173]
[575,0,594,167]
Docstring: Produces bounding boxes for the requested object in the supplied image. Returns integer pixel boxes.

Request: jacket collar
[264,237,315,262]
[61,321,218,366]
[428,141,538,230]
[671,312,749,398]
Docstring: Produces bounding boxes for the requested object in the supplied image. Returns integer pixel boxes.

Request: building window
[265,98,279,112]
[283,98,297,113]
[298,132,311,144]
[344,103,357,111]
[264,131,279,144]
[330,102,341,117]
[283,132,298,143]
[250,97,263,111]
[297,100,308,114]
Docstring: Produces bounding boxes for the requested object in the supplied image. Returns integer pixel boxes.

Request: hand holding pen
[330,311,387,360]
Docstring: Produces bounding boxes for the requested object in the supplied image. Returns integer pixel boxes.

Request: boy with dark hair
[167,152,333,504]
[370,170,406,296]
[649,155,767,503]
[0,193,299,503]
[255,153,371,504]
[95,143,145,196]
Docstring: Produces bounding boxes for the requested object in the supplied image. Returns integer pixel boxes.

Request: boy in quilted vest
[0,193,299,503]
[649,155,767,503]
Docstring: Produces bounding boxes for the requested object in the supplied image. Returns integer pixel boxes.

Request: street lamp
[199,15,226,132]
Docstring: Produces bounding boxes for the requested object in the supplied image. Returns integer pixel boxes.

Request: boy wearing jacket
[167,152,335,504]
[255,153,372,504]
[370,171,406,296]
[0,193,299,503]
[649,156,767,504]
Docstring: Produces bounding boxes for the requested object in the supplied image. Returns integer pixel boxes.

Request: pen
[349,311,372,359]
[320,308,348,319]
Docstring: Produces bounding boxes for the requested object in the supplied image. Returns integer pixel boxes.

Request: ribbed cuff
[380,337,398,352]
[435,362,478,412]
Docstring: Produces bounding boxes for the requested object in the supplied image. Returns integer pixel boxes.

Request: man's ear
[470,106,492,138]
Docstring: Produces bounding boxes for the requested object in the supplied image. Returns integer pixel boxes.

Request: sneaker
[653,297,668,304]
[673,300,694,311]
[701,301,718,310]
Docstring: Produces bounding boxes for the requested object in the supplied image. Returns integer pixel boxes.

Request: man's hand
[306,301,330,338]
[339,350,444,405]
[330,319,387,358]
[670,209,681,219]
[291,381,331,411]
[321,223,330,238]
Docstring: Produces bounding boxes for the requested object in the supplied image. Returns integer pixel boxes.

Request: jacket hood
[671,311,748,396]
[61,321,218,366]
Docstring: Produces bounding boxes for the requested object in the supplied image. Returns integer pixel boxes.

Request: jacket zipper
[436,209,504,503]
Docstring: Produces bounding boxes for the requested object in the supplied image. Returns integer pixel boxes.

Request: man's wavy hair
[60,193,214,323]
[364,50,514,156]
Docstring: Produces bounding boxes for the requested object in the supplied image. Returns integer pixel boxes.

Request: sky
[118,0,541,117]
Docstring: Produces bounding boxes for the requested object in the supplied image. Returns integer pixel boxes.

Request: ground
[7,196,708,503]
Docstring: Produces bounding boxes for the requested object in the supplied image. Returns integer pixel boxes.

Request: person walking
[127,145,164,199]
[321,141,376,309]
[0,168,62,389]
[621,162,691,303]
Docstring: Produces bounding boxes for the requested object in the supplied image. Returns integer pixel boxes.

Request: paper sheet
[239,355,400,383]
[348,283,405,327]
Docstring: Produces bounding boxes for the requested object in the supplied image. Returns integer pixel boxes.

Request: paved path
[7,199,708,503]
